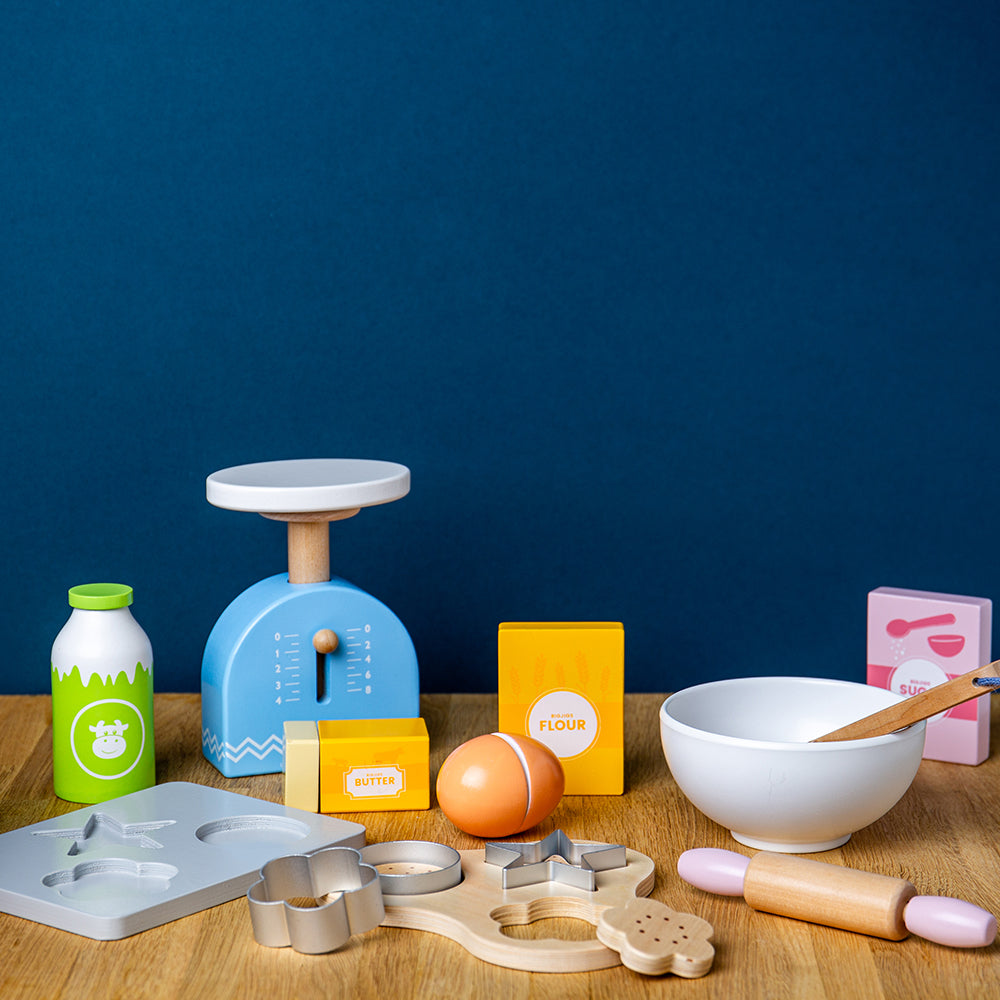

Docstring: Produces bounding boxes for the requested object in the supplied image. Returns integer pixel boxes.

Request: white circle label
[526,690,599,759]
[70,698,147,780]
[889,658,950,725]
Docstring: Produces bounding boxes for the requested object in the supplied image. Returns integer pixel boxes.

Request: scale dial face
[201,575,419,777]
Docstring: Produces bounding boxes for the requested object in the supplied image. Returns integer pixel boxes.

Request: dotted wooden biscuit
[596,897,715,977]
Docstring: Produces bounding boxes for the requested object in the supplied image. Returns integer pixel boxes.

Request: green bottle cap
[68,583,134,610]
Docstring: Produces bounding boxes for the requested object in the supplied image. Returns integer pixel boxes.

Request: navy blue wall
[3,2,998,695]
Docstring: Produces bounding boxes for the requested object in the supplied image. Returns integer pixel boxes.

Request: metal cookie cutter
[485,829,627,890]
[247,846,384,954]
[360,840,463,895]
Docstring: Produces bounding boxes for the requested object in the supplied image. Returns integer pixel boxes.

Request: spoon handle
[899,613,955,630]
[812,660,1000,742]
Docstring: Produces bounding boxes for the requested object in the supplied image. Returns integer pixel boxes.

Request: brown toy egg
[435,732,565,838]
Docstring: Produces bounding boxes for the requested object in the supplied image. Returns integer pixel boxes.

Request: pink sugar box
[867,587,992,765]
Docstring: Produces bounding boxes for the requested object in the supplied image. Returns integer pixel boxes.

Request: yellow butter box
[498,622,624,795]
[318,717,429,812]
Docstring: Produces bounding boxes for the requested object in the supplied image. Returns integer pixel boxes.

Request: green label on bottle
[51,663,154,802]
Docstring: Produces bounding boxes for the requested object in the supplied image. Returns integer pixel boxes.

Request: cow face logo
[70,700,146,780]
[89,719,129,759]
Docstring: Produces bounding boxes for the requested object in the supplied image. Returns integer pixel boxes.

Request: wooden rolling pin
[677,848,996,948]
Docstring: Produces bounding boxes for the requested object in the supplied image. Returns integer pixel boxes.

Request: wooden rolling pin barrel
[678,849,996,948]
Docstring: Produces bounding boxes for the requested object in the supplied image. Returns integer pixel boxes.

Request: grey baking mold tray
[0,781,366,940]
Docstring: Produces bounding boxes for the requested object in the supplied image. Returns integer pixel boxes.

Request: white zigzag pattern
[202,729,285,764]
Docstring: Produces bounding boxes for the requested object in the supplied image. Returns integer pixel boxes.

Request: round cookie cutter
[360,841,463,896]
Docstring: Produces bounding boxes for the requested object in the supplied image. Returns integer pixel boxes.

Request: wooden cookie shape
[378,847,657,973]
[597,897,715,977]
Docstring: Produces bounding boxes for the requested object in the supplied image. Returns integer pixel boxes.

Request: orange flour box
[498,622,624,794]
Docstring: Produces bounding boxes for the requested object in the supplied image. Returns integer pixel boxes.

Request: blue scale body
[201,573,419,777]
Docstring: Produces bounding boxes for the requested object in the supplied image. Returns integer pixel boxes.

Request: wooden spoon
[812,661,1000,742]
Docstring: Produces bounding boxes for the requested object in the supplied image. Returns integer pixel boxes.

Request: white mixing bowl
[659,676,926,852]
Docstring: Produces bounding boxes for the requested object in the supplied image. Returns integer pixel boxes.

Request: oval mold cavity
[195,814,311,846]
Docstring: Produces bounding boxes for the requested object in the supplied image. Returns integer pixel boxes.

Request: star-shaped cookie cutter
[485,829,627,891]
[247,846,384,954]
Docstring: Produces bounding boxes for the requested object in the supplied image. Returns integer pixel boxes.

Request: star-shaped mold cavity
[34,813,176,855]
[485,829,627,890]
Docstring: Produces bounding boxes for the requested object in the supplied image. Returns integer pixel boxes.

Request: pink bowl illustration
[928,634,965,657]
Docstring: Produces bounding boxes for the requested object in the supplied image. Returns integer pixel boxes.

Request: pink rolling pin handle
[677,848,750,896]
[904,896,997,949]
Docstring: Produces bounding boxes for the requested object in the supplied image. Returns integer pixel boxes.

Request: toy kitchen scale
[201,459,419,777]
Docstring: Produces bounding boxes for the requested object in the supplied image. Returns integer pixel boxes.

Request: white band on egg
[492,732,533,822]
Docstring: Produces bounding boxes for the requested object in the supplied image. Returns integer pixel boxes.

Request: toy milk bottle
[50,584,155,803]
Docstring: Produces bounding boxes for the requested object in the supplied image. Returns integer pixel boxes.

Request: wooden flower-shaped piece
[596,897,715,977]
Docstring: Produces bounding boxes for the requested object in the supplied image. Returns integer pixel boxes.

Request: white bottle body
[52,606,152,685]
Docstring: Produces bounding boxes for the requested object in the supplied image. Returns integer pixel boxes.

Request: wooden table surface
[1,692,998,999]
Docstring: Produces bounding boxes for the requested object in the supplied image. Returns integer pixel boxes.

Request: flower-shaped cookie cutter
[247,846,384,954]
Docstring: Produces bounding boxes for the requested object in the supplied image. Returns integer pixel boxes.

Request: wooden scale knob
[312,629,339,655]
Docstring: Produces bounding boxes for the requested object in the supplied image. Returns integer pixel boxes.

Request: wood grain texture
[1,693,998,999]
